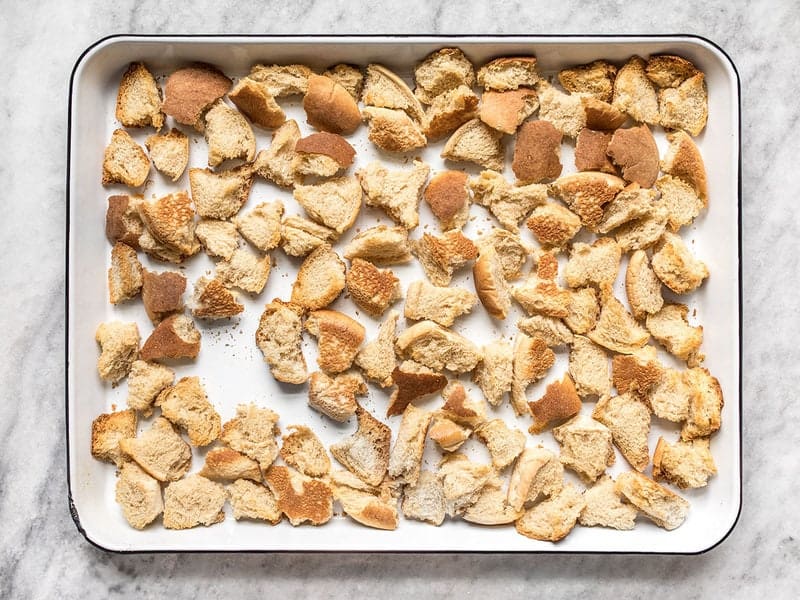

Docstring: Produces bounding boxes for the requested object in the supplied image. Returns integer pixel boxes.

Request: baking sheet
[67,35,741,553]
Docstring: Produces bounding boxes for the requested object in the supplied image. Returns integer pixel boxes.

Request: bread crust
[512,120,563,183]
[162,63,231,127]
[303,74,361,135]
[295,132,356,167]
[140,314,201,361]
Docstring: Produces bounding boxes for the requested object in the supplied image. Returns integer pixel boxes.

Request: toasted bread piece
[614,199,670,252]
[291,244,346,310]
[462,475,523,525]
[233,200,283,251]
[612,56,659,125]
[385,360,448,417]
[536,81,587,139]
[517,315,574,347]
[441,118,504,171]
[587,286,649,354]
[437,453,493,516]
[216,247,270,294]
[526,203,581,249]
[656,175,704,232]
[116,62,164,129]
[280,425,331,478]
[596,183,656,234]
[515,484,585,542]
[607,124,660,188]
[511,333,556,415]
[280,216,337,257]
[412,230,478,286]
[558,60,617,102]
[528,374,582,434]
[402,470,446,525]
[126,359,174,416]
[155,376,221,446]
[228,77,286,129]
[119,417,191,482]
[479,88,539,135]
[294,132,356,177]
[248,63,313,97]
[106,195,144,249]
[439,381,487,429]
[115,461,163,529]
[579,475,637,530]
[220,403,281,470]
[476,419,526,470]
[651,232,709,294]
[199,447,262,482]
[646,54,699,88]
[191,276,244,320]
[564,287,600,334]
[307,371,367,421]
[476,229,530,280]
[414,47,475,104]
[470,170,548,232]
[388,404,433,486]
[472,340,513,408]
[189,164,254,220]
[593,393,651,471]
[330,470,399,530]
[553,414,615,482]
[564,237,622,289]
[612,346,664,401]
[162,63,231,127]
[265,465,333,526]
[203,100,256,167]
[303,74,361,135]
[305,310,366,374]
[549,171,626,229]
[511,254,572,318]
[255,299,307,384]
[507,447,563,511]
[395,320,482,373]
[405,280,476,326]
[95,321,140,383]
[363,64,425,123]
[512,120,563,183]
[358,159,429,230]
[658,73,708,136]
[140,313,200,361]
[681,367,723,440]
[649,368,693,422]
[423,85,479,141]
[226,479,281,523]
[477,57,539,91]
[428,416,471,452]
[323,64,364,99]
[346,258,401,317]
[473,245,511,319]
[362,106,427,152]
[146,128,189,181]
[253,119,301,188]
[344,225,413,265]
[574,128,616,174]
[141,269,186,324]
[330,404,391,485]
[568,335,611,398]
[653,436,716,489]
[661,130,707,200]
[102,129,150,187]
[423,170,470,231]
[108,242,143,304]
[294,176,362,234]
[615,471,689,530]
[194,219,239,260]
[582,96,628,130]
[625,250,664,320]
[91,409,137,466]
[355,311,399,387]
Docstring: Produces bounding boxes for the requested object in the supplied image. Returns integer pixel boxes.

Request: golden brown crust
[140,314,201,361]
[265,465,333,526]
[607,125,660,188]
[645,54,699,88]
[479,88,539,135]
[473,245,510,319]
[280,425,331,477]
[581,97,628,130]
[423,85,478,140]
[662,130,708,200]
[387,365,447,417]
[528,374,582,434]
[549,171,626,229]
[525,203,582,249]
[162,63,231,126]
[612,352,664,401]
[345,258,401,317]
[192,277,244,320]
[115,62,164,129]
[138,191,199,257]
[303,74,361,135]
[305,310,366,374]
[106,195,143,249]
[574,129,616,174]
[512,120,563,183]
[558,60,617,102]
[423,171,469,225]
[141,269,186,324]
[295,132,356,167]
[91,409,138,466]
[199,447,262,482]
[228,77,286,128]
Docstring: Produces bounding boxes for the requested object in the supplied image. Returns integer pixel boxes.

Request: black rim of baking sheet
[65,33,743,555]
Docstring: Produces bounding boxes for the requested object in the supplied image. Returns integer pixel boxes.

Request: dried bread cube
[511,255,572,319]
[423,85,479,141]
[402,470,446,526]
[362,106,427,152]
[405,280,476,327]
[579,475,637,530]
[95,321,140,384]
[323,63,364,99]
[102,129,151,188]
[345,258,401,317]
[568,335,611,398]
[106,194,144,249]
[226,479,281,523]
[507,446,564,511]
[612,346,664,401]
[646,54,699,88]
[593,393,651,471]
[363,63,425,123]
[412,230,477,286]
[163,475,226,530]
[189,164,253,220]
[582,96,628,130]
[558,60,617,102]
[126,359,174,416]
[614,199,670,252]
[596,183,655,234]
[307,371,367,422]
[437,453,493,517]
[661,130,708,200]
[291,244,346,310]
[462,476,522,526]
[162,63,231,127]
[202,100,256,167]
[549,171,626,230]
[358,160,429,230]
[215,247,270,294]
[221,403,281,470]
[512,120,563,183]
[656,175,704,232]
[344,225,413,265]
[536,81,587,138]
[253,119,301,188]
[233,201,283,252]
[248,63,312,97]
[108,242,143,304]
[293,132,356,177]
[355,311,399,387]
[141,269,186,324]
[511,333,556,415]
[658,73,708,136]
[607,124,660,188]
[294,176,362,235]
[653,436,717,489]
[194,219,238,260]
[477,57,539,91]
[280,216,337,257]
[552,414,615,482]
[119,417,192,482]
[265,465,333,526]
[115,62,164,129]
[612,56,659,125]
[138,191,200,259]
[517,315,574,347]
[682,367,723,440]
[228,77,286,129]
[479,88,539,135]
[388,404,433,486]
[473,245,511,320]
[476,419,526,470]
[564,237,622,289]
[303,73,362,135]
[625,250,664,320]
[256,299,307,385]
[330,470,399,530]
[428,416,471,452]
[305,310,366,374]
[615,471,689,530]
[574,128,616,174]
[155,376,221,447]
[140,313,201,361]
[91,409,137,466]
[146,128,189,181]
[476,229,530,280]
[528,374,582,434]
[115,461,163,530]
[439,381,487,429]
[651,232,709,294]
[587,286,649,354]
[414,47,475,104]
[199,447,262,482]
[564,287,600,334]
[423,170,470,231]
[395,320,482,374]
[515,483,585,541]
[646,303,703,364]
[386,360,447,417]
[330,405,391,486]
[649,368,693,422]
[191,276,244,320]
[526,203,581,249]
[441,118,504,171]
[280,425,331,477]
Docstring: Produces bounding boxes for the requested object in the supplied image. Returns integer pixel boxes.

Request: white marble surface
[0,0,796,597]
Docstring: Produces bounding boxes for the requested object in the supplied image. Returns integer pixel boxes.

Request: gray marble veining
[1,0,798,598]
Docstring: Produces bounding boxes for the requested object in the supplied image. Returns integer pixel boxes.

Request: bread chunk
[162,63,231,127]
[189,164,253,220]
[108,242,143,304]
[307,371,367,421]
[649,368,693,422]
[612,346,664,402]
[607,124,660,188]
[303,74,361,135]
[596,183,655,234]
[612,56,659,125]
[163,475,226,530]
[138,191,199,260]
[253,119,301,188]
[437,453,493,517]
[199,447,262,482]
[423,85,479,141]
[388,404,433,486]
[215,247,270,294]
[507,446,564,511]
[294,176,362,234]
[564,237,621,289]
[511,255,572,319]
[141,269,186,324]
[615,471,689,530]
[91,409,137,466]
[462,476,522,525]
[362,106,427,152]
[587,286,649,354]
[439,381,487,429]
[226,479,281,523]
[412,230,478,286]
[126,359,174,416]
[203,100,256,167]
[115,462,163,530]
[553,414,615,482]
[358,159,429,230]
[574,128,616,174]
[651,232,709,294]
[305,310,366,374]
[355,311,399,387]
[515,484,585,542]
[646,303,704,364]
[344,225,413,265]
[656,175,704,232]
[395,320,482,373]
[140,314,200,361]
[414,47,475,104]
[646,54,699,88]
[102,129,150,187]
[228,77,286,129]
[233,200,283,251]
[470,170,548,232]
[195,219,239,260]
[294,132,356,177]
[593,393,651,471]
[579,475,637,530]
[441,118,504,171]
[536,81,587,139]
[511,333,556,415]
[558,60,617,102]
[363,64,425,123]
[528,374,582,434]
[625,250,664,320]
[476,229,530,280]
[549,171,626,229]
[95,321,140,383]
[323,63,364,99]
[331,470,399,530]
[476,419,526,470]
[386,360,447,417]
[568,335,611,398]
[248,63,312,96]
[116,62,164,129]
[155,376,221,446]
[477,57,539,91]
[582,96,628,130]
[661,130,707,200]
[653,436,716,489]
[512,120,563,183]
[405,280,476,326]
[346,258,401,317]
[681,367,723,440]
[658,73,708,136]
[265,465,333,526]
[106,195,144,249]
[517,315,574,347]
[255,299,307,384]
[280,216,337,257]
[291,244,346,310]
[429,416,471,452]
[614,199,670,253]
[280,425,331,477]
[191,276,244,320]
[402,470,446,525]
[564,287,599,334]
[479,88,539,135]
[146,128,189,181]
[330,405,391,486]
[220,403,281,470]
[423,170,470,231]
[473,245,511,319]
[526,203,581,249]
[119,417,191,482]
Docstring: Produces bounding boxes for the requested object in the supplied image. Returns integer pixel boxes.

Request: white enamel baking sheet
[67,35,740,553]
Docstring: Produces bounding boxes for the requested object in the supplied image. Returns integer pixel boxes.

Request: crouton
[423,85,480,140]
[395,320,482,374]
[511,333,556,416]
[423,170,470,231]
[412,230,478,286]
[323,64,364,99]
[363,64,426,123]
[568,335,611,398]
[195,219,239,260]
[357,159,430,230]
[625,249,664,320]
[579,475,637,530]
[515,484,585,541]
[517,315,574,347]
[414,47,475,104]
[253,119,301,188]
[526,203,582,249]
[234,200,283,251]
[473,245,511,319]
[102,129,150,187]
[404,280,476,326]
[303,74,362,135]
[141,269,186,324]
[355,311,399,387]
[582,96,628,130]
[108,242,143,304]
[614,199,670,252]
[402,470,446,526]
[330,470,398,530]
[586,286,649,354]
[199,447,262,482]
[126,359,174,416]
[307,371,367,421]
[255,299,307,385]
[191,276,244,320]
[564,237,622,289]
[656,175,705,232]
[220,403,281,470]
[553,414,615,482]
[593,393,651,471]
[477,57,539,91]
[658,73,708,136]
[607,124,660,188]
[437,453,493,516]
[362,106,427,152]
[651,232,709,294]
[146,128,189,181]
[558,60,617,102]
[476,229,531,280]
[189,164,254,220]
[280,216,337,258]
[155,376,221,446]
[615,471,689,530]
[441,118,504,171]
[343,225,413,265]
[115,462,163,530]
[507,446,564,511]
[564,287,600,334]
[305,310,366,374]
[247,63,313,97]
[472,340,513,407]
[140,313,201,362]
[226,479,281,523]
[536,81,587,138]
[549,171,626,229]
[649,368,693,422]
[280,425,331,477]
[479,88,539,135]
[681,367,723,440]
[596,183,656,234]
[203,100,256,167]
[91,409,137,466]
[574,128,616,174]
[346,258,402,317]
[661,129,708,200]
[388,404,433,486]
[115,62,164,129]
[106,194,144,249]
[653,436,717,489]
[645,54,699,88]
[612,345,664,401]
[512,120,563,183]
[95,321,140,383]
[228,77,286,129]
[476,419,526,470]
[265,465,333,526]
[294,176,362,234]
[528,374,582,434]
[646,304,704,364]
[612,56,659,125]
[161,63,231,127]
[470,170,548,232]
[428,417,471,452]
[119,417,191,482]
[293,132,356,177]
[330,405,391,486]
[291,244,346,310]
[215,247,270,294]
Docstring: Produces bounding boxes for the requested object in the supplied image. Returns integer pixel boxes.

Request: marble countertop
[1,0,796,597]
